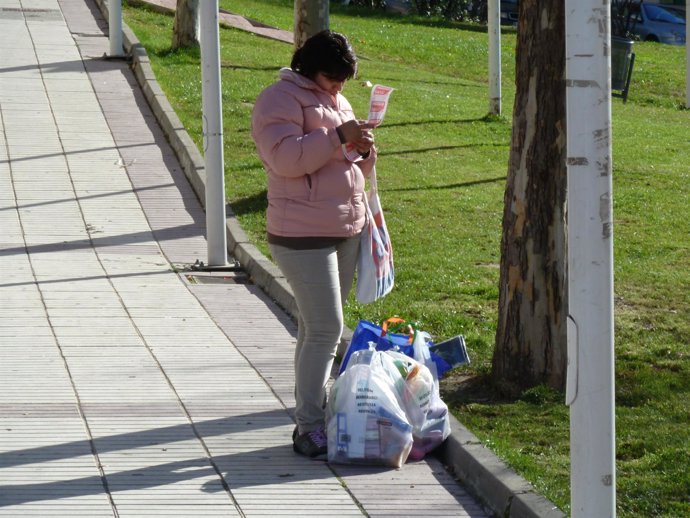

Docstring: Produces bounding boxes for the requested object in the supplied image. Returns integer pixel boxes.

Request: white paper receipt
[343,84,394,162]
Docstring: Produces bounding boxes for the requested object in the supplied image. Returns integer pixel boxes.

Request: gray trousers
[269,235,360,434]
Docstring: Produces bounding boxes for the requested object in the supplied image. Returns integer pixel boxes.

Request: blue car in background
[631,3,686,45]
[500,0,519,26]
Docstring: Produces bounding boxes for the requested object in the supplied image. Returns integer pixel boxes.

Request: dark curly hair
[290,30,357,82]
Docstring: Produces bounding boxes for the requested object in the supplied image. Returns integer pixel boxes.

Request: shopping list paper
[343,84,394,162]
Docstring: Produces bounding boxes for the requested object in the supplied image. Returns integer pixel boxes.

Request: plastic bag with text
[326,350,413,468]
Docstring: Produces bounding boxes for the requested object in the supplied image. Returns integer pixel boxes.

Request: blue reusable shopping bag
[339,319,412,375]
[339,318,453,378]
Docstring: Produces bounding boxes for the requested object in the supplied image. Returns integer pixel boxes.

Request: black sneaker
[293,426,328,458]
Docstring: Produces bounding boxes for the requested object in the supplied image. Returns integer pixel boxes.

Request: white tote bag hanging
[356,167,394,303]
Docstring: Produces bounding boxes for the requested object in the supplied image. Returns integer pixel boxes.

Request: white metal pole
[108,0,123,57]
[565,1,616,517]
[200,0,228,267]
[487,0,501,115]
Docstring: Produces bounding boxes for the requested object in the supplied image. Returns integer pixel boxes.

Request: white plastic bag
[407,331,451,460]
[384,350,434,431]
[408,401,451,461]
[327,351,413,468]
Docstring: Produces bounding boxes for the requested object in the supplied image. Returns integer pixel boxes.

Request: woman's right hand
[337,120,374,144]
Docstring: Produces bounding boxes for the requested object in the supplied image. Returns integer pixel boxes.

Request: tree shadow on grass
[227,176,506,214]
[382,116,489,129]
[441,371,565,407]
[440,372,501,407]
[221,63,281,72]
[383,175,505,192]
[230,189,268,216]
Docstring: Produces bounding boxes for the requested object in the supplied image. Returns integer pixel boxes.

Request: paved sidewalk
[0,1,490,516]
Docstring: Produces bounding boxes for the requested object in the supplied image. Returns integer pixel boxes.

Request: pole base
[101,52,131,62]
[190,258,242,272]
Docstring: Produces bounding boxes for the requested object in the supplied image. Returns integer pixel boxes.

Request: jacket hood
[279,67,322,92]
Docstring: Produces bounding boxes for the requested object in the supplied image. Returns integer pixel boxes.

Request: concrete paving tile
[0,307,47,318]
[0,327,54,337]
[54,336,145,347]
[0,512,112,517]
[13,182,76,194]
[0,92,50,104]
[7,159,70,174]
[42,78,96,93]
[0,317,52,328]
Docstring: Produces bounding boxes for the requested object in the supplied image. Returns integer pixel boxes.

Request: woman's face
[314,73,345,96]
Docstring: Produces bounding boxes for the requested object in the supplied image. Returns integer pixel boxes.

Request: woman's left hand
[355,130,374,155]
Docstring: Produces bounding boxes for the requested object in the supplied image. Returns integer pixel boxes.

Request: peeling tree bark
[492,0,568,393]
[172,0,200,50]
[293,0,329,49]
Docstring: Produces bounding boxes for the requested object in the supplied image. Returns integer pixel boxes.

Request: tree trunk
[294,0,330,49]
[492,0,568,394]
[172,0,200,50]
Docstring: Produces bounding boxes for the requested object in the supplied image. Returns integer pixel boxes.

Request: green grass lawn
[123,2,689,516]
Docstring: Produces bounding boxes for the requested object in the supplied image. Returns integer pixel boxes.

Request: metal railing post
[487,0,501,115]
[565,1,616,516]
[108,0,123,57]
[200,0,228,267]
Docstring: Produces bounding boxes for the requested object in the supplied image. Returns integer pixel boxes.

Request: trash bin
[611,36,635,102]
[611,36,634,91]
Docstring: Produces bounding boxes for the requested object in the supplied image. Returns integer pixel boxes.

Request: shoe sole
[292,425,328,459]
[292,442,327,457]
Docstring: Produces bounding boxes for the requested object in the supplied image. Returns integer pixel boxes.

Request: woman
[251,30,376,457]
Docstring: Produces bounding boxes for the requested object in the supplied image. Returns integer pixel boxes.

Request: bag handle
[369,165,378,194]
[381,317,415,344]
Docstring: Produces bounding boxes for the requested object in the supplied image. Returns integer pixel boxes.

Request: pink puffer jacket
[251,68,377,238]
